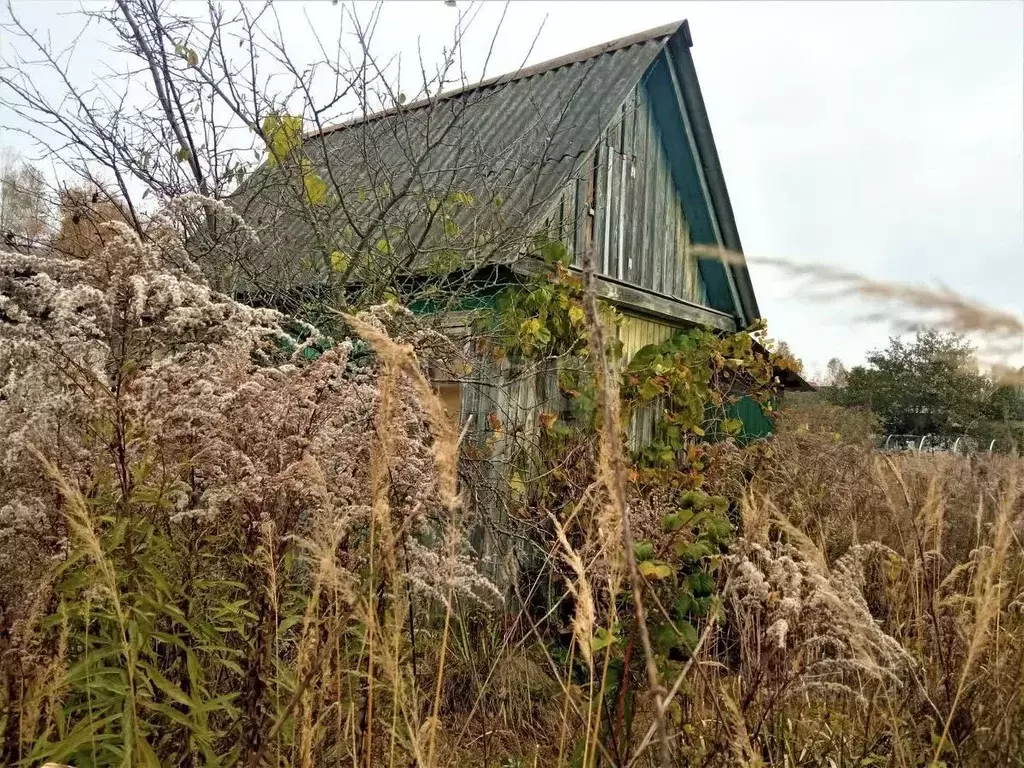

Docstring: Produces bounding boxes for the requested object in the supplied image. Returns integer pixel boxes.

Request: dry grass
[4,233,1024,767]
[6,389,1024,767]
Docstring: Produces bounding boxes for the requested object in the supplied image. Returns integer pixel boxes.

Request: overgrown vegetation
[1,2,1022,766]
[2,210,1022,768]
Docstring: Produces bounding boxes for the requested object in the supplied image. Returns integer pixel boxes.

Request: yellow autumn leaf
[638,561,674,581]
[262,112,304,167]
[329,250,351,272]
[509,471,525,497]
[303,169,328,206]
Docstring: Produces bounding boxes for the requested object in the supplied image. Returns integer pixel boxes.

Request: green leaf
[679,491,707,510]
[627,344,662,369]
[685,571,715,598]
[662,509,694,532]
[447,190,474,206]
[330,250,351,272]
[722,417,743,436]
[539,238,570,266]
[633,541,654,561]
[637,378,663,401]
[142,663,194,708]
[675,539,712,562]
[673,592,695,619]
[139,698,198,730]
[277,614,304,635]
[45,713,122,764]
[136,733,163,768]
[704,517,733,543]
[174,146,192,164]
[676,619,699,652]
[302,167,328,205]
[427,249,462,275]
[591,626,618,653]
[443,216,461,238]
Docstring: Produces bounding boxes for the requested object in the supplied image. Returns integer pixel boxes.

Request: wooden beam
[590,272,736,331]
[512,257,735,331]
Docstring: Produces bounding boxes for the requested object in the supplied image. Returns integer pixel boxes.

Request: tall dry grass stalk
[579,246,672,768]
[340,309,473,768]
[693,244,1024,376]
[933,466,1020,761]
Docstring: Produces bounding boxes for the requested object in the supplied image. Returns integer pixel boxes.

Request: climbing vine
[480,241,790,746]
[621,320,778,485]
[482,235,622,363]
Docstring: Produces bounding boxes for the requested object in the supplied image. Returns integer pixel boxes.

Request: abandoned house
[226,19,808,570]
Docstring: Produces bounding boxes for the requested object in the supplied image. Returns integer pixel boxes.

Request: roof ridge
[309,19,687,139]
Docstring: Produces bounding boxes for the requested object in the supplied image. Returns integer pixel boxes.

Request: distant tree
[0,149,51,243]
[986,381,1024,422]
[978,379,1024,451]
[824,357,848,388]
[834,330,993,436]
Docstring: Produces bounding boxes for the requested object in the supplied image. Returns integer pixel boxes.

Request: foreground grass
[5,428,1021,767]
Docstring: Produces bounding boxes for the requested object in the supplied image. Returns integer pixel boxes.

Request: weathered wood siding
[619,313,676,361]
[456,348,566,584]
[457,314,678,501]
[618,313,677,449]
[542,84,708,308]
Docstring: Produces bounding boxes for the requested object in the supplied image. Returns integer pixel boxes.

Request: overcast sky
[2,0,1022,377]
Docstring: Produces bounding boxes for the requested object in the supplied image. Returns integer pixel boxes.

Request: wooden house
[231,20,808,572]
[233,18,804,388]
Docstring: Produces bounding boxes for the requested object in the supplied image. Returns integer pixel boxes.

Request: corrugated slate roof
[313,20,684,137]
[234,21,683,283]
[229,19,761,329]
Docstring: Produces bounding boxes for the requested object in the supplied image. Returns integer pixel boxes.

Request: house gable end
[227,20,761,332]
[540,22,758,331]
[639,49,745,323]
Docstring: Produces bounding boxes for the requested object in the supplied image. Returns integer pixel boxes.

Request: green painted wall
[726,395,775,442]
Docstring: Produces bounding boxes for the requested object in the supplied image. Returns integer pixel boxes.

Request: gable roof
[236,20,759,325]
[314,20,685,137]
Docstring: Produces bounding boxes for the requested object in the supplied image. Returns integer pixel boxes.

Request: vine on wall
[481,242,789,744]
